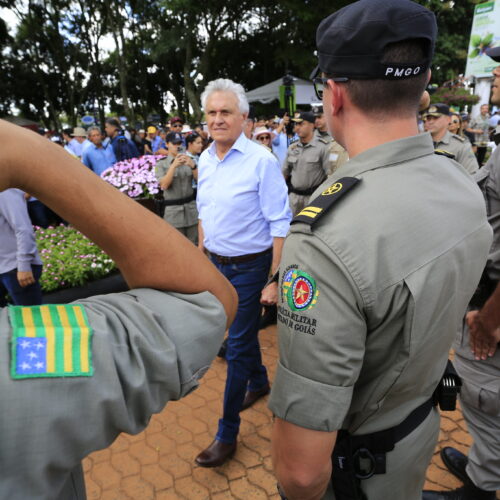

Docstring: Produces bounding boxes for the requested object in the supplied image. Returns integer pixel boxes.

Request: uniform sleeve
[457,142,479,174]
[321,143,331,175]
[0,289,226,500]
[486,159,500,280]
[282,149,292,177]
[268,230,367,432]
[258,156,292,238]
[154,158,168,182]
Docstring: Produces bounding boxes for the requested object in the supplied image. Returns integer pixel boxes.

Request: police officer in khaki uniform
[283,111,332,215]
[155,131,198,244]
[423,47,500,500]
[423,103,479,174]
[314,107,349,176]
[269,2,492,500]
[0,119,237,500]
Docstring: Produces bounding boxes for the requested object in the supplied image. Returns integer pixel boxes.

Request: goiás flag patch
[9,304,93,379]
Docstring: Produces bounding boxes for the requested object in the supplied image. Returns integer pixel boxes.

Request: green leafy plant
[469,33,494,58]
[36,225,116,292]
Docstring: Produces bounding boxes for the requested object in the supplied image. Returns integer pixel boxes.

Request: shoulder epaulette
[451,134,465,143]
[434,149,455,160]
[292,177,361,226]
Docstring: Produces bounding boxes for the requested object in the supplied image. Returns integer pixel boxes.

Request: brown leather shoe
[241,384,271,411]
[195,440,236,468]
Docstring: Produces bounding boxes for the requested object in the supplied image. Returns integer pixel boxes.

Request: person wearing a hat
[269,2,492,500]
[253,127,277,154]
[68,127,91,159]
[154,131,198,244]
[146,125,165,154]
[423,103,478,174]
[314,107,349,176]
[282,110,332,215]
[423,46,500,500]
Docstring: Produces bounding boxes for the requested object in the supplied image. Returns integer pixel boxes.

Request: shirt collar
[333,133,435,180]
[438,130,451,145]
[208,132,248,159]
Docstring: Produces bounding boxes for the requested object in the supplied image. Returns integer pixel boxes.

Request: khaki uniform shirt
[328,140,349,176]
[0,289,226,500]
[155,156,198,228]
[434,130,479,175]
[455,145,500,368]
[283,135,331,190]
[269,133,492,435]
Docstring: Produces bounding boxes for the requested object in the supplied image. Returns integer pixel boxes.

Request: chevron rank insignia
[292,177,361,226]
[9,304,93,379]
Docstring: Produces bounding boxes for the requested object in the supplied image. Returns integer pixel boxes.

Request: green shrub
[36,224,116,292]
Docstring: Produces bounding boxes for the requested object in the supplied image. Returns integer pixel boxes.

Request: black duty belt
[209,247,272,265]
[162,193,196,207]
[288,182,325,196]
[331,398,434,500]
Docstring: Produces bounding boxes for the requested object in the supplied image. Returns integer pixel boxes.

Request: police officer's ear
[326,79,345,117]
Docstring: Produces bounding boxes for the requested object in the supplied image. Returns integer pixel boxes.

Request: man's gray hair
[201,79,249,114]
[87,126,102,135]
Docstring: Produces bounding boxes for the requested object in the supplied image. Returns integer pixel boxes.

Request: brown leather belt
[209,247,272,265]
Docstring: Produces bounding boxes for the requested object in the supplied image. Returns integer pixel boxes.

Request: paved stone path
[83,325,498,499]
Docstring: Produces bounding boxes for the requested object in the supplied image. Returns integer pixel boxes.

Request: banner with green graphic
[465,1,500,78]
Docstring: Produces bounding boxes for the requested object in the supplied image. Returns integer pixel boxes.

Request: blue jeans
[211,252,271,444]
[0,265,43,306]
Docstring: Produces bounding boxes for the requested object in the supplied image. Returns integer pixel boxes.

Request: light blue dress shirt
[68,138,92,158]
[197,132,291,256]
[272,132,289,168]
[82,144,117,176]
[0,189,42,274]
[151,135,164,153]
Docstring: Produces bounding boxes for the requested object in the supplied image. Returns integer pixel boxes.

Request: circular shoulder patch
[284,270,319,312]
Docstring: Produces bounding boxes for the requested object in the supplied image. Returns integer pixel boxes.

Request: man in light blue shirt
[195,79,291,468]
[82,127,117,176]
[0,189,43,306]
[68,127,92,158]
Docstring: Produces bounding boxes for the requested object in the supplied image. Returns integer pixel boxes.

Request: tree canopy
[0,0,481,127]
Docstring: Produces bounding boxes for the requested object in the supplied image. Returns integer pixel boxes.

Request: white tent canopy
[246,76,320,106]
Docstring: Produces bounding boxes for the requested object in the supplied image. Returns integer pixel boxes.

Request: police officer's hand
[261,282,278,305]
[17,270,35,288]
[467,310,500,360]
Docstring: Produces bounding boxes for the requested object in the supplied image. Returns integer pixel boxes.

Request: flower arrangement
[36,224,116,292]
[430,87,480,109]
[101,155,163,199]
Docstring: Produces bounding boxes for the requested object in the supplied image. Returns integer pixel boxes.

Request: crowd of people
[0,1,499,500]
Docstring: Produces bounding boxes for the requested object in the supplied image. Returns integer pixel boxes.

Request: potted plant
[35,224,127,303]
[101,155,163,214]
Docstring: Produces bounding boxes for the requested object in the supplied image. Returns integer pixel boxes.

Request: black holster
[332,430,368,500]
[331,398,434,499]
[432,360,462,411]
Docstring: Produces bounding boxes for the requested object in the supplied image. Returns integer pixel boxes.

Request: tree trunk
[183,35,202,121]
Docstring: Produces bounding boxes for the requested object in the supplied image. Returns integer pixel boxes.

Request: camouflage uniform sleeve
[0,289,226,499]
[268,229,366,432]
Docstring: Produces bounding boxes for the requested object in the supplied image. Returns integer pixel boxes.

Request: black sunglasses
[312,76,349,100]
